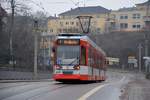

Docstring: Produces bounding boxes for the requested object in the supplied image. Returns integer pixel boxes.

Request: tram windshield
[56,46,80,65]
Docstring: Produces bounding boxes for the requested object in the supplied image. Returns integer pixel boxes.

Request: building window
[60,22,63,26]
[120,16,123,19]
[120,23,128,29]
[63,29,67,32]
[125,16,128,19]
[81,46,86,65]
[66,22,69,25]
[137,25,141,28]
[132,24,141,29]
[133,14,140,19]
[71,22,74,25]
[120,15,128,19]
[49,29,53,32]
[97,28,101,33]
[132,25,136,28]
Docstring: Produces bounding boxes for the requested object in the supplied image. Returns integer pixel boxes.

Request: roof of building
[59,6,110,16]
[118,7,137,12]
[136,0,150,6]
[48,16,58,20]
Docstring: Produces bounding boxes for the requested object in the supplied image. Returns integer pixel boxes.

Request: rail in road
[0,71,132,100]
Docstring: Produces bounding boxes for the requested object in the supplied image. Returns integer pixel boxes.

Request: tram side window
[99,57,101,67]
[81,46,86,65]
[88,48,92,66]
[96,55,99,68]
[91,49,94,67]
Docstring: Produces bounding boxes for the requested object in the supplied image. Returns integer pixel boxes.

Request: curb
[0,79,54,83]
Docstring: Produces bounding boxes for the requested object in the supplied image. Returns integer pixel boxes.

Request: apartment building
[48,0,150,34]
[109,0,150,32]
[48,6,110,34]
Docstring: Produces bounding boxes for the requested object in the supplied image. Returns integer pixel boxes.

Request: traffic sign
[128,58,137,63]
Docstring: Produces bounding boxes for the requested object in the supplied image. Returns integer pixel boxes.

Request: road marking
[120,76,126,82]
[78,84,108,100]
[78,76,126,100]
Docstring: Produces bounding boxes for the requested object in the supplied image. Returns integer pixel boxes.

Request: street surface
[0,70,138,100]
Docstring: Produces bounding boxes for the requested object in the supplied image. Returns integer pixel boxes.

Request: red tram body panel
[53,33,107,82]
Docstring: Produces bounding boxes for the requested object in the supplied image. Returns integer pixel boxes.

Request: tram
[53,33,107,82]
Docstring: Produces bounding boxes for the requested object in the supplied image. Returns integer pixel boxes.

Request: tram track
[0,83,32,90]
[1,82,71,100]
[0,82,54,100]
[0,71,129,100]
[27,83,70,100]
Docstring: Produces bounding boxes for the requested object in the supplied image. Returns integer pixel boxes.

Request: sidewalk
[120,73,150,100]
[0,70,52,80]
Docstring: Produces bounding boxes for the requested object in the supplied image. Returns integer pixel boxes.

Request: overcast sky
[1,0,147,16]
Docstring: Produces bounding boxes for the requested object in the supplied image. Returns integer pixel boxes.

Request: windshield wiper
[68,57,79,65]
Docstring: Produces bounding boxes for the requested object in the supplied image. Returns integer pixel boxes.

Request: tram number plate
[63,70,73,74]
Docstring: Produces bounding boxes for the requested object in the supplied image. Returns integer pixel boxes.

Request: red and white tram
[53,33,107,82]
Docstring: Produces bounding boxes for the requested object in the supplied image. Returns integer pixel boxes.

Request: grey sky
[1,0,147,16]
[30,0,147,16]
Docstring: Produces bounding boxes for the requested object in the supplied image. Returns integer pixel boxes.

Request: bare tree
[0,0,48,71]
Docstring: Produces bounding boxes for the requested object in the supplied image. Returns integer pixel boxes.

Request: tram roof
[56,33,106,56]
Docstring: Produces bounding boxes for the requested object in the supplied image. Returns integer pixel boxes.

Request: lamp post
[33,19,38,79]
[138,43,142,72]
[144,32,149,72]
[9,0,15,68]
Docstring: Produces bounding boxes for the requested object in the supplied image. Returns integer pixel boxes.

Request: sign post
[128,56,138,69]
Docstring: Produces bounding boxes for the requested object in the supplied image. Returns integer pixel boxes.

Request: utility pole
[145,0,150,57]
[145,39,148,57]
[43,36,46,70]
[138,43,142,72]
[144,0,150,72]
[33,19,38,79]
[9,0,15,67]
[144,34,148,72]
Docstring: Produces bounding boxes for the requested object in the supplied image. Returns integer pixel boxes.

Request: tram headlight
[73,65,80,70]
[55,65,62,70]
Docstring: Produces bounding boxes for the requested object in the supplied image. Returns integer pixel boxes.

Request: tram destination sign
[57,39,80,45]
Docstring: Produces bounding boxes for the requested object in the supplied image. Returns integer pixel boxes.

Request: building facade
[108,0,150,32]
[44,1,150,69]
[48,0,150,34]
[48,6,110,34]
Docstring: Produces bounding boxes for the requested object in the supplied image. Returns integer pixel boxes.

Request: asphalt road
[0,71,132,100]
